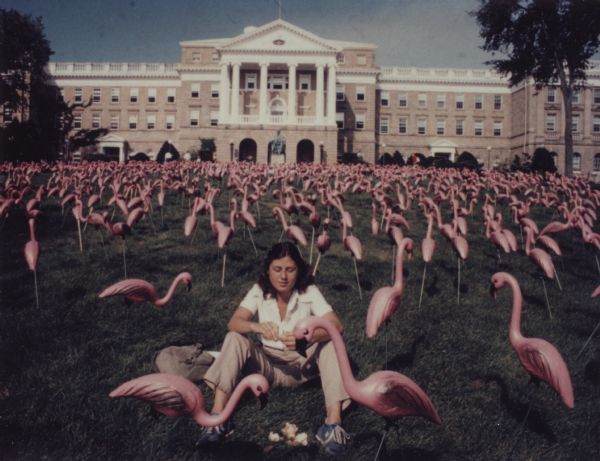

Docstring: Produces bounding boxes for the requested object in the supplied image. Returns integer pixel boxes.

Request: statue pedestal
[270,154,285,165]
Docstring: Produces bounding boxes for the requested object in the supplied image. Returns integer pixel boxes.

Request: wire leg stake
[542,278,552,320]
[353,257,362,300]
[418,264,427,310]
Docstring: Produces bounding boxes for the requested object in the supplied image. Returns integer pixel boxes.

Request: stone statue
[271,130,285,155]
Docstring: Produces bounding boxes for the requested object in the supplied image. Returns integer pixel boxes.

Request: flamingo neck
[28,218,37,241]
[311,318,360,397]
[273,207,288,229]
[523,228,533,255]
[156,274,186,306]
[426,215,434,239]
[506,276,524,344]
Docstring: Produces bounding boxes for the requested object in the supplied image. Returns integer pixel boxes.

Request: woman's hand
[279,331,296,350]
[255,321,279,340]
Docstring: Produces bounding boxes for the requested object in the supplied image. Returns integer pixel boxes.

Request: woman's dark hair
[258,241,314,298]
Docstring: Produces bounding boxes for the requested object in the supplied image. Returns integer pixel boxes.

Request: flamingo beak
[296,338,308,358]
[489,283,497,299]
[258,393,269,409]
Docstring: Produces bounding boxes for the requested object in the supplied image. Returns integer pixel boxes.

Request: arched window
[594,153,600,171]
[573,152,581,171]
[269,98,287,117]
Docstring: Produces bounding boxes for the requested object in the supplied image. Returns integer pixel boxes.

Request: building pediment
[430,139,458,149]
[220,19,338,54]
[98,134,126,143]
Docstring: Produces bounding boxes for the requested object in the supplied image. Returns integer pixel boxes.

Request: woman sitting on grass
[199,241,351,455]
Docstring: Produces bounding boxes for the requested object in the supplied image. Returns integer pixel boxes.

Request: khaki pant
[203,332,350,409]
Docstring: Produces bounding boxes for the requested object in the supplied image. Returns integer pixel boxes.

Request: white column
[316,64,324,125]
[287,64,297,124]
[326,63,336,125]
[219,63,230,122]
[259,62,268,124]
[231,63,240,123]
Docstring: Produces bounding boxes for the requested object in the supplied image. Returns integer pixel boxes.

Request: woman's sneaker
[316,423,350,456]
[196,418,234,446]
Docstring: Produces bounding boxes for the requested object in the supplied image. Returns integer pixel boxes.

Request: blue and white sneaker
[316,423,350,456]
[196,418,234,446]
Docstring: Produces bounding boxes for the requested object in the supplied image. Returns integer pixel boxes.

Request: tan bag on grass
[153,343,215,383]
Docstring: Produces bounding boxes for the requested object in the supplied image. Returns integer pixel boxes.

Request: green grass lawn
[1,161,599,460]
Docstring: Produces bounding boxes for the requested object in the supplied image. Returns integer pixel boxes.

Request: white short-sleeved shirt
[240,283,333,350]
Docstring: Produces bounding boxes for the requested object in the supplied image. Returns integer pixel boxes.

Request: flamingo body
[490,272,574,408]
[99,272,192,306]
[109,372,269,427]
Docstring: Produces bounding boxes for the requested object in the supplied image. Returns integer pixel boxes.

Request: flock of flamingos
[2,158,600,455]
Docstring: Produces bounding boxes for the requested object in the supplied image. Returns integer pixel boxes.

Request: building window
[572,114,580,133]
[418,93,427,108]
[165,114,175,130]
[380,117,389,134]
[190,110,199,127]
[146,113,156,130]
[212,51,219,62]
[299,74,311,91]
[336,84,345,101]
[167,88,176,103]
[74,88,82,103]
[191,83,200,98]
[456,119,464,135]
[493,121,502,136]
[475,95,484,110]
[547,87,556,103]
[245,73,257,90]
[355,113,365,129]
[436,119,445,135]
[593,115,600,133]
[3,106,13,123]
[92,113,101,129]
[546,113,557,132]
[147,88,156,104]
[336,112,344,129]
[110,113,119,130]
[336,53,345,64]
[130,88,138,103]
[111,88,119,103]
[356,86,365,102]
[357,55,367,65]
[59,89,65,101]
[417,118,427,135]
[572,90,581,105]
[594,88,600,104]
[456,95,464,109]
[399,118,407,134]
[474,120,483,136]
[192,52,201,62]
[210,111,219,126]
[399,93,408,108]
[268,74,288,90]
[436,95,445,109]
[128,114,137,129]
[380,91,389,107]
[494,95,502,110]
[211,83,219,98]
[92,88,101,103]
[73,113,82,129]
[573,152,581,171]
[594,154,600,171]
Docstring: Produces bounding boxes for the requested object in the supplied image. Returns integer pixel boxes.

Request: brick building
[44,18,600,175]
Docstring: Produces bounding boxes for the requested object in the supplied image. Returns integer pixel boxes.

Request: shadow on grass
[197,440,264,460]
[387,335,426,370]
[476,373,557,443]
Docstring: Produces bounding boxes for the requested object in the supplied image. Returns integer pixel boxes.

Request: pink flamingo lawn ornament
[523,225,559,319]
[206,203,236,288]
[24,217,40,309]
[293,317,440,461]
[418,213,436,310]
[366,238,413,368]
[272,206,308,247]
[489,272,574,409]
[98,272,192,306]
[342,217,363,299]
[576,285,600,359]
[312,218,332,276]
[109,372,269,430]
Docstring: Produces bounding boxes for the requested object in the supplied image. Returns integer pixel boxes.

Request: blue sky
[5,0,493,68]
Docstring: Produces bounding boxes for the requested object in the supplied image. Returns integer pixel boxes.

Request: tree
[199,138,216,161]
[472,0,600,177]
[531,146,558,173]
[0,9,70,161]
